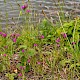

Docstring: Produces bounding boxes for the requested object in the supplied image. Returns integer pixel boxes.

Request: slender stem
[73,19,77,42]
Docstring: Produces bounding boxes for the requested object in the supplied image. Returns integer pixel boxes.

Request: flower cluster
[37,61,41,65]
[61,32,67,38]
[0,32,7,38]
[21,3,31,13]
[34,44,38,47]
[11,33,20,38]
[10,33,20,43]
[40,35,44,39]
[21,4,28,10]
[20,66,25,70]
[27,59,31,63]
[3,54,7,57]
[56,37,60,43]
[22,49,25,53]
[18,73,22,77]
[72,42,76,45]
[26,10,31,13]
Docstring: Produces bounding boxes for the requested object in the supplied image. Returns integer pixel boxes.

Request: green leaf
[19,11,22,16]
[28,48,36,57]
[56,28,63,35]
[11,73,16,76]
[5,73,16,80]
[18,45,27,49]
[60,59,71,66]
[25,64,30,72]
[76,63,80,66]
[69,64,76,70]
[0,63,3,72]
[21,56,27,65]
[47,35,52,38]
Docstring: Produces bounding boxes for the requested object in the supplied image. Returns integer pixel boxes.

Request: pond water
[0,0,80,28]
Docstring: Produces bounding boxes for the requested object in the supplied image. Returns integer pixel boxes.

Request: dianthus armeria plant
[20,0,31,25]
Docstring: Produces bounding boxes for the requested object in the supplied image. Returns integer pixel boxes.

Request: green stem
[73,19,77,42]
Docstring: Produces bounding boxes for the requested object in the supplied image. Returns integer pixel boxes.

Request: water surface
[0,0,80,27]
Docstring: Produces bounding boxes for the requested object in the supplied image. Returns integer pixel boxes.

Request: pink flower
[0,32,7,38]
[20,66,23,70]
[2,33,7,38]
[26,10,31,13]
[11,33,20,38]
[18,73,22,77]
[34,44,38,47]
[20,66,25,70]
[40,35,44,39]
[27,59,30,63]
[16,33,20,38]
[72,42,76,45]
[57,44,60,47]
[22,49,25,53]
[11,33,15,37]
[21,4,28,10]
[13,38,16,43]
[61,32,67,38]
[56,38,60,43]
[37,61,41,65]
[3,54,7,57]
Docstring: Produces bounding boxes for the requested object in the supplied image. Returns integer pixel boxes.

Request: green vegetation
[0,0,80,80]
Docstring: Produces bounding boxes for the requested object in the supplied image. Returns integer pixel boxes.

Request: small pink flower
[3,54,7,57]
[11,33,15,37]
[11,33,20,38]
[22,49,25,53]
[27,59,30,63]
[21,4,28,10]
[26,10,31,13]
[57,44,60,47]
[56,38,60,43]
[18,73,22,77]
[20,66,25,70]
[72,42,76,45]
[20,66,23,70]
[13,38,16,43]
[0,32,7,38]
[16,33,20,38]
[40,35,44,39]
[61,32,67,38]
[34,44,38,47]
[37,61,41,65]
